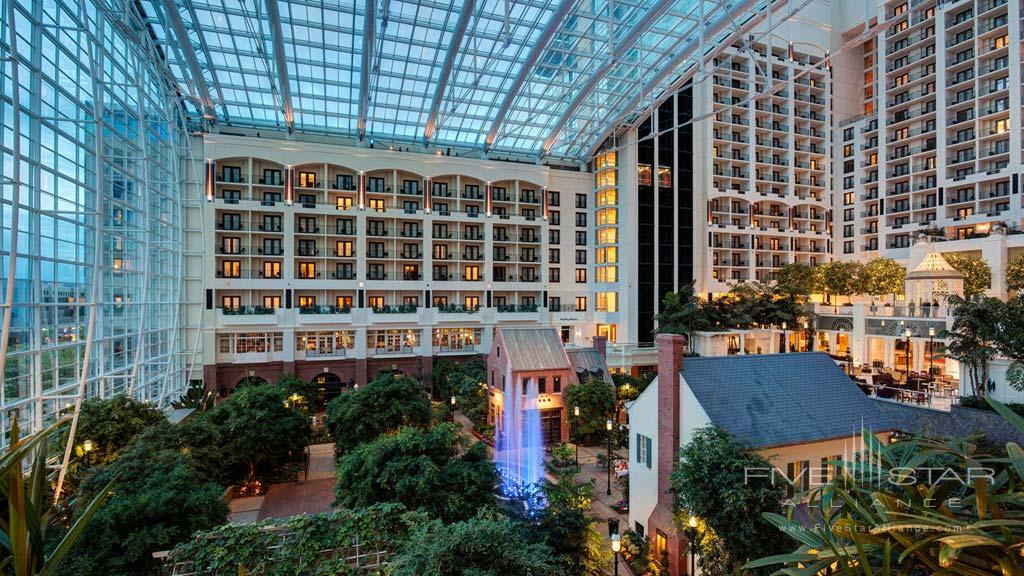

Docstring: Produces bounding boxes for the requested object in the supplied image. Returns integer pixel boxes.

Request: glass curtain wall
[0,0,190,440]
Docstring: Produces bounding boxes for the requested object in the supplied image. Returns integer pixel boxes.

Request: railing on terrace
[219,306,275,315]
[304,347,351,358]
[299,305,351,314]
[372,304,418,314]
[435,304,480,313]
[496,304,539,313]
[815,303,948,319]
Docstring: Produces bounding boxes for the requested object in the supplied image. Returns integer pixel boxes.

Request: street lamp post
[928,326,935,377]
[904,328,912,377]
[781,321,787,353]
[684,515,699,575]
[450,395,456,422]
[610,532,621,576]
[802,320,809,351]
[573,405,580,466]
[605,418,613,496]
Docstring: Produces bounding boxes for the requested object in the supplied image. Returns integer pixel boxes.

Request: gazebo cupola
[905,247,964,305]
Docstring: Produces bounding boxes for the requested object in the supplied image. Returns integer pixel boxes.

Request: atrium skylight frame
[142,0,771,161]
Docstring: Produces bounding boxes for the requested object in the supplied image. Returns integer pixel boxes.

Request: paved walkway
[227,443,337,523]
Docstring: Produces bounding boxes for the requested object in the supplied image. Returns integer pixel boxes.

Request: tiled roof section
[681,353,894,448]
[499,328,572,371]
[567,349,613,385]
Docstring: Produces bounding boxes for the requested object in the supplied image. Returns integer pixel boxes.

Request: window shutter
[645,436,653,469]
[635,434,641,463]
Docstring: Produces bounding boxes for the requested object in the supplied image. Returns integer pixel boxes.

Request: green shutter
[645,436,653,469]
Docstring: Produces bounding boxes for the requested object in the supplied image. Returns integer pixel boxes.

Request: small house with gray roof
[628,334,897,576]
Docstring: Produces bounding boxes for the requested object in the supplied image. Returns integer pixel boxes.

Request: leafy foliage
[669,426,789,575]
[275,373,316,412]
[57,425,229,576]
[196,384,311,485]
[390,513,556,576]
[860,257,906,299]
[772,262,822,298]
[334,424,496,523]
[1007,255,1024,293]
[991,295,1024,392]
[613,373,647,404]
[946,253,993,296]
[167,504,420,575]
[1,417,114,576]
[747,405,1024,574]
[58,394,166,493]
[442,358,488,426]
[944,294,1002,397]
[170,380,214,411]
[564,376,615,445]
[538,446,608,576]
[654,277,815,342]
[324,371,432,454]
[621,529,664,576]
[653,282,707,338]
[819,260,865,304]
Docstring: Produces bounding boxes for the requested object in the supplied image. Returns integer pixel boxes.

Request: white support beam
[357,0,376,140]
[539,0,679,154]
[182,0,231,122]
[264,0,295,132]
[423,0,476,144]
[484,0,576,151]
[160,0,216,116]
[584,0,767,158]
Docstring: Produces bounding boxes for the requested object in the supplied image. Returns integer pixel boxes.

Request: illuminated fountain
[495,372,544,507]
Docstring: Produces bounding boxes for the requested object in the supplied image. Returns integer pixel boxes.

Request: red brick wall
[647,333,687,576]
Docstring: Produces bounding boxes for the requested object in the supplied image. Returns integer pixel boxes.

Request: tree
[946,253,992,296]
[334,424,496,523]
[57,425,229,576]
[431,358,460,401]
[58,395,167,493]
[861,257,905,300]
[613,373,646,404]
[171,380,214,411]
[944,294,1001,397]
[452,373,488,426]
[819,261,863,307]
[772,262,821,298]
[747,403,1024,575]
[324,371,432,454]
[390,514,556,576]
[165,504,418,575]
[1007,255,1024,293]
[994,296,1024,392]
[670,426,789,575]
[537,446,607,576]
[1,417,114,576]
[564,376,615,445]
[653,282,705,340]
[198,384,311,485]
[275,373,316,411]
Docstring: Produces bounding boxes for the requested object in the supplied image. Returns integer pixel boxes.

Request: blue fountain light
[495,374,545,510]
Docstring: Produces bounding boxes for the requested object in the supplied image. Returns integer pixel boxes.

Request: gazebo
[905,248,964,306]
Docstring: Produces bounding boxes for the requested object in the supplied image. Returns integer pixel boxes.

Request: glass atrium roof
[141,0,765,160]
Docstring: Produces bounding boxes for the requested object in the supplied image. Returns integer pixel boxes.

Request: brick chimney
[647,333,687,576]
[592,334,607,359]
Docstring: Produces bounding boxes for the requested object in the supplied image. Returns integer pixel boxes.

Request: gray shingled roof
[499,328,572,371]
[681,352,894,448]
[567,349,613,385]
